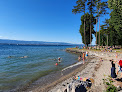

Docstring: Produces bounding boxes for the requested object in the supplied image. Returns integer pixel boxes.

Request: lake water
[0,45,79,91]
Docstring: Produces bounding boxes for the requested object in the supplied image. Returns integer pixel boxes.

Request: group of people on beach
[78,51,88,64]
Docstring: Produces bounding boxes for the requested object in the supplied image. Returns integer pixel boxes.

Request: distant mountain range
[0,39,82,46]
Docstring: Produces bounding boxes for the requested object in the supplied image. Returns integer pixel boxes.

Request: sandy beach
[25,48,122,92]
[48,49,122,92]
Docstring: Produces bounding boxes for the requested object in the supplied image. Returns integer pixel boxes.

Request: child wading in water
[78,55,82,62]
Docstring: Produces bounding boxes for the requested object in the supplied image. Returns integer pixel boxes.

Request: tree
[96,0,108,48]
[108,0,122,45]
[72,0,87,47]
[79,13,96,46]
[96,26,107,46]
[108,25,119,46]
[95,0,98,49]
[87,0,96,46]
[102,19,109,46]
[99,19,120,46]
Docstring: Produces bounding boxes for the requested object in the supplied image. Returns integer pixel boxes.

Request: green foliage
[72,0,87,14]
[108,0,122,45]
[72,0,87,47]
[98,1,108,16]
[79,13,96,46]
[99,17,121,46]
[96,31,106,46]
[106,82,110,85]
[106,85,117,92]
[103,76,118,92]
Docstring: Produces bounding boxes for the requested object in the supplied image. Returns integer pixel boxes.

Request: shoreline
[23,56,94,92]
[21,48,122,92]
[48,48,122,92]
[18,50,91,92]
[48,55,100,92]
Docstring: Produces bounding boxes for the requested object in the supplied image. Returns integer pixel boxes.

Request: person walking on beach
[110,59,117,78]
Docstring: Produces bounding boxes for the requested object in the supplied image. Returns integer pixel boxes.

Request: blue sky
[0,0,110,44]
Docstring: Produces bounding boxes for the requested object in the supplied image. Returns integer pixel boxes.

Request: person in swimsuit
[78,55,81,62]
[58,57,61,63]
[82,52,85,64]
[85,51,88,59]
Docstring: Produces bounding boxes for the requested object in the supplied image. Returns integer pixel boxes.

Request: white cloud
[0,36,9,39]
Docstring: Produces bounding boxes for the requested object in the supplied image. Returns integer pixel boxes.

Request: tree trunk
[96,2,98,50]
[107,34,108,46]
[90,0,92,47]
[84,6,86,48]
[90,19,91,47]
[99,16,100,49]
[102,36,103,46]
[96,17,97,49]
[84,18,86,48]
[98,0,101,50]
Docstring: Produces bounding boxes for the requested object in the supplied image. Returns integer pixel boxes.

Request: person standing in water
[82,52,85,64]
[78,55,81,62]
[55,57,61,66]
[58,57,61,63]
[85,51,88,59]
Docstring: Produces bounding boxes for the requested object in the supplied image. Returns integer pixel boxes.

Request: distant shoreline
[0,39,83,46]
[0,43,80,46]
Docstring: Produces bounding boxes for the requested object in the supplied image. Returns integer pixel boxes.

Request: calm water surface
[0,45,79,91]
